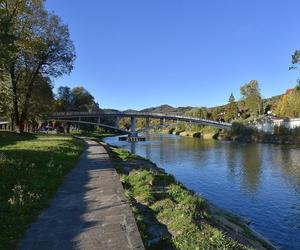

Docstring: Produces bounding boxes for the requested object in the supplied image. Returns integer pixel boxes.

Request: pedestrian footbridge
[48,111,232,135]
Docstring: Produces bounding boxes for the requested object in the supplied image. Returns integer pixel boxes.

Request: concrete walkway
[18,138,144,250]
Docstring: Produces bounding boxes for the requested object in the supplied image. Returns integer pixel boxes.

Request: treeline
[0,0,75,132]
[53,86,99,112]
[275,87,300,117]
[0,1,100,132]
[185,51,300,122]
[185,80,265,122]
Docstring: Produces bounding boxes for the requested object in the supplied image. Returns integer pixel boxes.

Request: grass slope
[0,132,84,250]
[106,145,252,250]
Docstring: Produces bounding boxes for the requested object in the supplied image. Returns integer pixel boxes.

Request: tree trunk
[67,123,70,133]
[9,65,20,132]
[19,67,41,133]
[19,82,34,133]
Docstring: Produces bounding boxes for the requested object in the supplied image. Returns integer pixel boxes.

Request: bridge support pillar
[97,116,101,124]
[146,117,150,128]
[130,116,137,136]
[115,117,120,128]
[160,118,164,126]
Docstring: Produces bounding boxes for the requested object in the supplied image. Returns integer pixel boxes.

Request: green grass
[107,145,251,250]
[71,131,117,140]
[0,132,84,250]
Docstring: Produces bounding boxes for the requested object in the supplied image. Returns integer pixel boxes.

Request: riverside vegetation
[98,135,275,250]
[0,132,84,250]
[155,122,300,145]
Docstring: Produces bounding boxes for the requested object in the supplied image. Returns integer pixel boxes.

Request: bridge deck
[49,111,232,130]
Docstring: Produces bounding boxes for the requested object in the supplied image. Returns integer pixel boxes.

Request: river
[104,133,300,249]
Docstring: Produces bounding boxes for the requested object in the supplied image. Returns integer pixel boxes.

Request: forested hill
[104,89,292,121]
[133,94,283,116]
[141,105,193,115]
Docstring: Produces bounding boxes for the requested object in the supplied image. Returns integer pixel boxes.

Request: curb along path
[19,137,144,250]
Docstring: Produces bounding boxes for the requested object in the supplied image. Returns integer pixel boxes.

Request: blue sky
[46,0,300,110]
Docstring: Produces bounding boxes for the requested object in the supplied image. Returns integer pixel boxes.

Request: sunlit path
[18,138,144,250]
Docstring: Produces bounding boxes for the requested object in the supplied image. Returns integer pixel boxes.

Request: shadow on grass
[7,140,143,250]
[0,137,85,250]
[0,132,37,147]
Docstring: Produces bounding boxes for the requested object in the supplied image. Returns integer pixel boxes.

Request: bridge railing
[50,111,232,127]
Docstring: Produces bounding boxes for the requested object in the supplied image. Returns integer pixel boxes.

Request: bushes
[225,122,300,144]
[229,122,257,137]
[273,125,300,136]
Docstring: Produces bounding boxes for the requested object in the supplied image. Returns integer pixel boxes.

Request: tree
[228,92,235,103]
[54,86,74,111]
[0,0,75,132]
[224,93,238,122]
[240,80,262,118]
[276,89,300,118]
[72,87,99,112]
[26,76,54,123]
[186,108,208,119]
[290,50,300,71]
[290,50,300,87]
[0,73,13,119]
[54,86,99,112]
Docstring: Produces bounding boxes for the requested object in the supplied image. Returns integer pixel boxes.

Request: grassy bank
[0,132,84,250]
[101,142,274,250]
[155,126,220,140]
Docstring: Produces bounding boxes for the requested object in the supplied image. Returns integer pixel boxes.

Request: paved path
[18,138,144,250]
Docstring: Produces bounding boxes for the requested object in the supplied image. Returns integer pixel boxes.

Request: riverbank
[155,124,300,145]
[218,123,300,145]
[99,137,276,250]
[155,126,219,140]
[0,132,84,249]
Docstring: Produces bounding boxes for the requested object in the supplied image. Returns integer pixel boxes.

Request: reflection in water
[130,142,136,155]
[240,145,262,194]
[146,143,151,159]
[275,146,300,195]
[105,134,300,250]
[224,143,239,180]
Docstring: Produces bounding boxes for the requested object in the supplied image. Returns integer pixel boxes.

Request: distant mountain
[105,93,284,116]
[122,109,139,113]
[141,104,193,115]
[103,108,120,113]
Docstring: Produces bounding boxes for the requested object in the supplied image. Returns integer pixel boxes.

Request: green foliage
[229,122,257,137]
[109,146,251,250]
[0,0,76,131]
[275,89,300,117]
[273,125,300,136]
[127,170,155,204]
[54,86,99,112]
[225,93,238,122]
[26,76,54,122]
[0,74,13,117]
[240,80,262,118]
[0,132,84,249]
[290,50,300,70]
[229,93,235,103]
[186,107,208,119]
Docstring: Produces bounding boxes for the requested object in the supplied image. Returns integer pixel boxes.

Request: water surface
[104,134,300,249]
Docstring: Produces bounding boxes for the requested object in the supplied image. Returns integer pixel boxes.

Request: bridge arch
[50,119,129,134]
[48,111,232,135]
